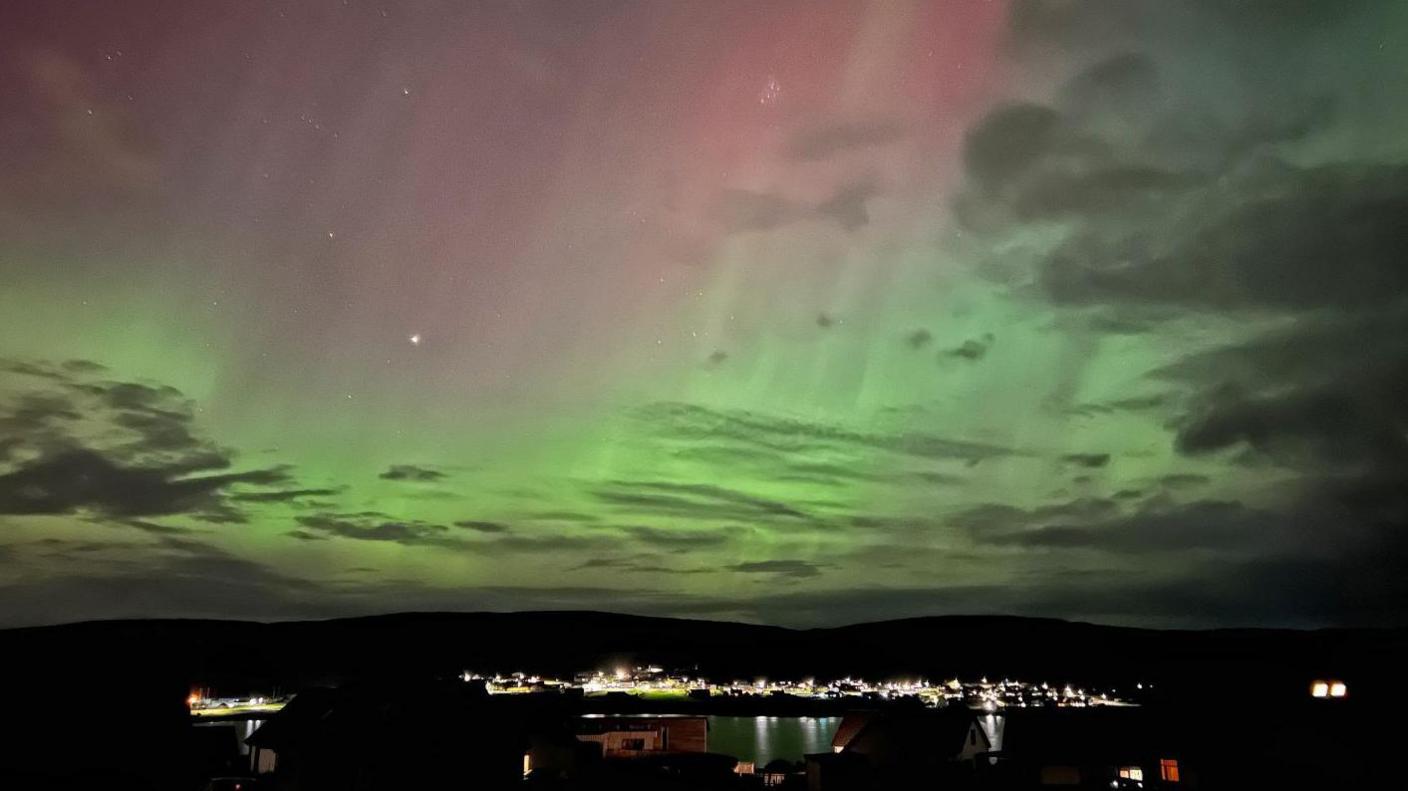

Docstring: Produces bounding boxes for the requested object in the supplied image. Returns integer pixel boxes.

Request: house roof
[830,711,873,751]
[844,709,982,760]
[245,687,337,749]
[245,681,533,754]
[995,709,1178,763]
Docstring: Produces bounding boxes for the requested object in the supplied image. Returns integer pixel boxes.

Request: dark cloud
[778,461,875,487]
[1082,311,1166,335]
[379,464,446,482]
[1061,452,1110,468]
[815,312,836,329]
[937,2,1408,626]
[1058,52,1159,117]
[673,441,960,491]
[689,550,1408,627]
[476,533,612,554]
[593,480,812,523]
[786,119,905,161]
[233,487,342,503]
[0,393,81,459]
[28,537,135,556]
[454,520,511,533]
[0,358,317,524]
[910,470,966,486]
[113,519,199,536]
[1036,164,1408,311]
[1061,393,1170,419]
[1156,473,1210,490]
[951,497,1121,537]
[60,359,106,374]
[814,181,876,231]
[1157,312,1408,469]
[1006,0,1137,53]
[619,525,736,551]
[635,402,1022,467]
[905,329,933,350]
[958,25,1408,316]
[0,448,289,523]
[958,468,1408,620]
[0,535,334,627]
[727,560,823,579]
[294,513,457,546]
[975,499,1279,555]
[569,555,709,575]
[942,333,994,361]
[961,103,1063,190]
[526,511,601,523]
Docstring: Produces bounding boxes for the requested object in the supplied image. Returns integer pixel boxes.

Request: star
[409,333,422,346]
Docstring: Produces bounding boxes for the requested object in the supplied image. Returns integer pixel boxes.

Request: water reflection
[193,718,265,756]
[708,716,840,766]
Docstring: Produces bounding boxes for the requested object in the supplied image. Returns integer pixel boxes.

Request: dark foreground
[2,611,1402,789]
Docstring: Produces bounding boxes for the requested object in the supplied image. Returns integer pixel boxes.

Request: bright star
[409,333,422,346]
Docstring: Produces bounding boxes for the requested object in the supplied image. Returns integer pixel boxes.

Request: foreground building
[807,709,994,790]
[807,708,1193,790]
[572,715,709,757]
[246,682,549,790]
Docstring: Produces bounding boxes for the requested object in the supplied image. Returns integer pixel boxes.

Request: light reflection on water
[193,719,265,756]
[707,716,840,766]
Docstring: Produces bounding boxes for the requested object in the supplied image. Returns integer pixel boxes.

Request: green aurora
[3,1,1407,628]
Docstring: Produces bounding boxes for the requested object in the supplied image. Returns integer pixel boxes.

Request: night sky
[3,1,1407,629]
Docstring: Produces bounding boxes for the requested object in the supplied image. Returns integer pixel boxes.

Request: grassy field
[191,702,287,717]
[584,689,696,701]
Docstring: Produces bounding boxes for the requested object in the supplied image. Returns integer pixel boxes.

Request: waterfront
[196,714,840,768]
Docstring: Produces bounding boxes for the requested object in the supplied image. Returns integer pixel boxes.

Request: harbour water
[706,715,841,766]
[196,714,842,768]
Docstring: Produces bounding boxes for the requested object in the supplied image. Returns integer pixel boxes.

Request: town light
[1310,680,1329,698]
[1329,681,1347,698]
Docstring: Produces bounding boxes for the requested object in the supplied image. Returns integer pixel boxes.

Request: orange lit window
[1119,766,1144,782]
[1160,758,1180,782]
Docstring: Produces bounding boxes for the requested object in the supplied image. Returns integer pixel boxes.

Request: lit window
[1310,681,1329,698]
[522,752,532,778]
[1119,766,1144,782]
[1329,681,1347,698]
[1160,759,1180,782]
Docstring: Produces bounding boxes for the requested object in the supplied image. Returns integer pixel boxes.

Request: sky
[2,0,1407,629]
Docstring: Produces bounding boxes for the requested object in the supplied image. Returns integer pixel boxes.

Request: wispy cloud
[379,464,446,482]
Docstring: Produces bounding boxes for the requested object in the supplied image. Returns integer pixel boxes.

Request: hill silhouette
[5,610,1404,705]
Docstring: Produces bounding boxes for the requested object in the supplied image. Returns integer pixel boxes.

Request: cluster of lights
[461,666,1131,709]
[1310,679,1348,699]
[188,693,286,714]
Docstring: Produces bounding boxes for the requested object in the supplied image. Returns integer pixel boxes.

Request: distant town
[190,664,1136,716]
